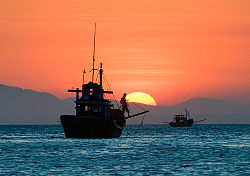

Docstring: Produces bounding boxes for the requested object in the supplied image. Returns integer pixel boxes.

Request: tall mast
[92,23,97,82]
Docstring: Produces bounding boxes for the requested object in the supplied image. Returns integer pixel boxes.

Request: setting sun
[126,92,157,106]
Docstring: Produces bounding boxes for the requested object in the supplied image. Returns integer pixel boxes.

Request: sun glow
[126,92,157,106]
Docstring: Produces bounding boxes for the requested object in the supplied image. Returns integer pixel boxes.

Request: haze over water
[0,124,249,175]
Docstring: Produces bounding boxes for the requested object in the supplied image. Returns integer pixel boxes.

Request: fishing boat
[169,108,194,127]
[60,24,149,138]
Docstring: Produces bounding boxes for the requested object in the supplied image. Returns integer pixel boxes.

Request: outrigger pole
[124,110,149,120]
[194,119,207,123]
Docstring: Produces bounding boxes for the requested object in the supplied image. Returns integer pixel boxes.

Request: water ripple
[0,124,249,175]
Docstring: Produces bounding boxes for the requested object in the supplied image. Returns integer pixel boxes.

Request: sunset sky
[0,0,249,105]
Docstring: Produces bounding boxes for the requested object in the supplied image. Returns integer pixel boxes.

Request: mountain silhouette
[127,98,250,124]
[0,84,74,124]
[0,84,249,124]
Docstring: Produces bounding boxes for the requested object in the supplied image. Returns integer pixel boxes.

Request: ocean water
[0,125,249,175]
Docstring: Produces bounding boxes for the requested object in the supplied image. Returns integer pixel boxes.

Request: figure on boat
[120,93,130,116]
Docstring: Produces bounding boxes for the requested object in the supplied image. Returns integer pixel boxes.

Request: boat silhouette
[169,108,194,127]
[60,24,148,138]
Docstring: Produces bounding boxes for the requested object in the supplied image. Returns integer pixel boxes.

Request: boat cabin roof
[175,114,185,117]
[82,82,101,90]
[174,114,186,119]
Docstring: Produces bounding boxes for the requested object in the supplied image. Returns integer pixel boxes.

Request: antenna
[82,69,86,85]
[90,23,97,82]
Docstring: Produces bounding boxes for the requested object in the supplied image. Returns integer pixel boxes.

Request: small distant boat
[169,108,194,127]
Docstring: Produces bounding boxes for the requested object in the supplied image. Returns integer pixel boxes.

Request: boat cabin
[68,81,114,118]
[173,114,188,123]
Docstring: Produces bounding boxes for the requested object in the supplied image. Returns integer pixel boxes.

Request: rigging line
[103,73,112,101]
[125,103,146,134]
[131,113,146,135]
[102,73,109,90]
[124,114,145,136]
[102,74,109,97]
[102,76,109,100]
[103,73,112,91]
[103,73,119,108]
[132,103,147,133]
[132,102,146,111]
[140,113,146,125]
[103,74,111,100]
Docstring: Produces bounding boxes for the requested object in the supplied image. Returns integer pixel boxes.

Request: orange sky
[0,0,249,105]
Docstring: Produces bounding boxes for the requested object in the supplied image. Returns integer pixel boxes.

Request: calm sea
[0,124,249,175]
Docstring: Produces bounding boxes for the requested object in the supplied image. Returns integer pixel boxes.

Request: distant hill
[127,98,250,124]
[0,84,249,124]
[0,84,74,124]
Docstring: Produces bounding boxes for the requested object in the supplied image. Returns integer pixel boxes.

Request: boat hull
[169,119,194,127]
[60,115,126,138]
